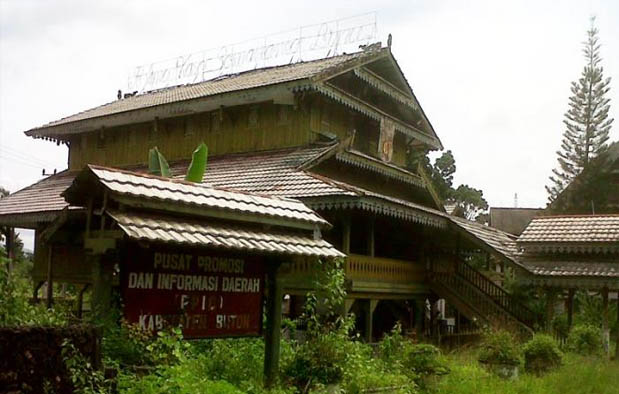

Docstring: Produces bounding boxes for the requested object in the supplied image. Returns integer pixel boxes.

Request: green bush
[567,324,602,356]
[478,330,521,366]
[522,334,563,374]
[377,323,447,389]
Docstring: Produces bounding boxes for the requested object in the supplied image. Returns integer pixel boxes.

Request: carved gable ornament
[378,117,395,162]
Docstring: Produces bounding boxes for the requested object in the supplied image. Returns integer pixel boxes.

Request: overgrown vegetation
[2,249,617,393]
[522,334,563,375]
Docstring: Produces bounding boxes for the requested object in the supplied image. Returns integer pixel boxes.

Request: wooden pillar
[90,254,112,321]
[76,284,91,319]
[566,289,575,329]
[615,293,619,361]
[342,217,351,255]
[414,299,423,335]
[602,288,609,355]
[264,261,283,388]
[5,228,14,273]
[46,246,53,309]
[367,216,375,257]
[363,299,378,343]
[545,289,557,332]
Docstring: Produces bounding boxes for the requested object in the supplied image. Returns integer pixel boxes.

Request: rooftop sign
[127,13,377,93]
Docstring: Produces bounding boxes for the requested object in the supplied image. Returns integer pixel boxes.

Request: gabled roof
[489,207,543,236]
[518,215,619,244]
[24,47,442,149]
[65,165,331,230]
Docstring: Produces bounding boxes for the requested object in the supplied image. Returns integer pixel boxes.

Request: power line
[0,146,60,168]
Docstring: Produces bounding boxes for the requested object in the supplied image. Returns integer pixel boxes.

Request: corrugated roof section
[85,165,330,228]
[518,215,619,243]
[26,51,375,135]
[108,210,344,258]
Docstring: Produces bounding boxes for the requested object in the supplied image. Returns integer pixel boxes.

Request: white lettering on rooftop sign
[127,13,377,93]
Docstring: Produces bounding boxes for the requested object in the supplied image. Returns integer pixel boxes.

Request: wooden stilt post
[77,284,91,319]
[364,299,378,343]
[46,246,53,309]
[264,260,283,388]
[602,288,609,356]
[567,289,575,329]
[615,292,619,361]
[546,289,556,332]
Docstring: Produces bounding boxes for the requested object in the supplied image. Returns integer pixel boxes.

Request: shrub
[522,334,563,374]
[378,324,447,389]
[405,344,450,378]
[478,330,521,366]
[567,324,603,356]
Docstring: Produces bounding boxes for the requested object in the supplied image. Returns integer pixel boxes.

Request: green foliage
[284,259,356,387]
[547,17,613,202]
[62,339,110,394]
[434,352,619,394]
[567,324,603,356]
[377,323,448,389]
[102,318,154,367]
[0,250,70,326]
[147,147,171,178]
[185,142,208,183]
[425,150,489,221]
[478,330,522,366]
[522,334,563,375]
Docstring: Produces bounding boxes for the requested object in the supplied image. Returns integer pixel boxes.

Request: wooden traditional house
[0,45,542,342]
[516,215,619,356]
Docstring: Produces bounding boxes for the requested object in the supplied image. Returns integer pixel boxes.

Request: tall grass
[432,352,619,394]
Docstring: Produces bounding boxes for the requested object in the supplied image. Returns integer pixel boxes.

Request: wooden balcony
[281,254,427,296]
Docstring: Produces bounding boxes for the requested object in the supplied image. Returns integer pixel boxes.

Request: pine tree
[546,18,613,202]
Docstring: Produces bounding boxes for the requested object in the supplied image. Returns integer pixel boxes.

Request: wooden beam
[46,245,53,309]
[367,216,375,258]
[364,299,379,343]
[615,293,619,361]
[602,288,609,356]
[567,289,575,329]
[264,261,283,388]
[342,217,351,255]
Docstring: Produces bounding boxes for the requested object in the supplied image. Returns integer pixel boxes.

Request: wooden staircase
[428,259,539,337]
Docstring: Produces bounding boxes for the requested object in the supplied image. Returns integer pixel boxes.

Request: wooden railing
[456,261,539,329]
[345,254,423,284]
[429,259,540,333]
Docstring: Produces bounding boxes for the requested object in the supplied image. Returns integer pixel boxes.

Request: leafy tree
[426,151,489,222]
[547,18,613,202]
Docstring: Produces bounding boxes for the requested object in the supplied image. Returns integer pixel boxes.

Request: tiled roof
[449,216,520,265]
[521,260,619,278]
[75,165,330,228]
[0,145,346,227]
[184,144,350,197]
[518,215,619,243]
[0,170,78,226]
[108,210,343,258]
[26,51,377,136]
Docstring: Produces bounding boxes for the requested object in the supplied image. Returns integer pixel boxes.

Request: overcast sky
[1,0,618,249]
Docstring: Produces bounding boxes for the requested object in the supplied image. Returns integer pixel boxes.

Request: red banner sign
[122,245,265,338]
